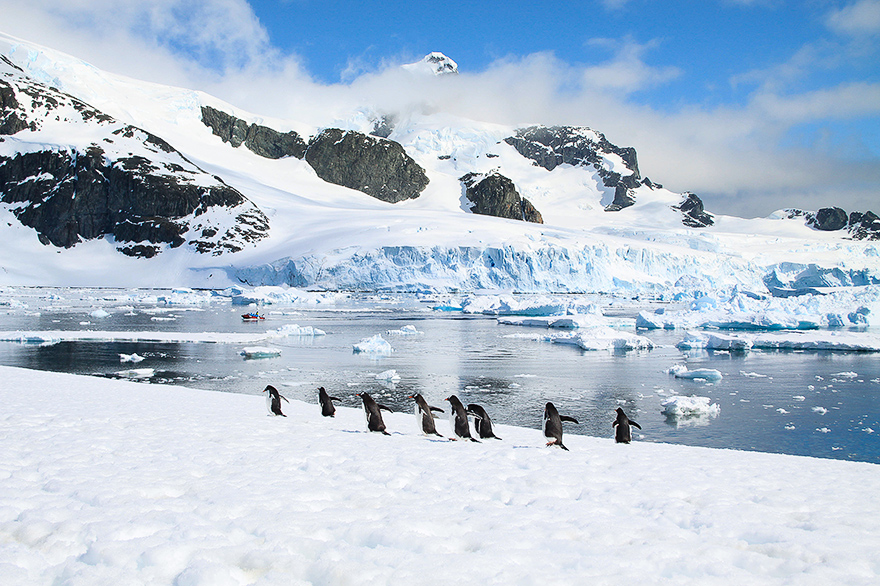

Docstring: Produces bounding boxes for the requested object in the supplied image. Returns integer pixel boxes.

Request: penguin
[357,392,393,435]
[262,384,289,417]
[445,395,479,442]
[318,386,341,417]
[409,393,445,437]
[467,403,501,440]
[613,407,641,443]
[543,402,578,451]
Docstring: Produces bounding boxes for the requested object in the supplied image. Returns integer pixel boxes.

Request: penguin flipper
[560,415,579,424]
[631,420,642,429]
[430,406,445,413]
[280,395,290,403]
[378,404,393,412]
[330,396,341,402]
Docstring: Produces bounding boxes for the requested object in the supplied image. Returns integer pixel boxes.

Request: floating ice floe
[546,327,655,351]
[266,324,326,337]
[375,369,401,382]
[240,347,282,359]
[677,330,880,353]
[119,353,144,363]
[353,334,393,354]
[461,295,599,317]
[385,325,423,335]
[115,368,154,378]
[667,364,723,381]
[661,395,721,418]
[228,286,349,307]
[89,309,110,319]
[812,406,829,415]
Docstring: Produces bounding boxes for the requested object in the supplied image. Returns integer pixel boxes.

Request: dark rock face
[849,211,880,240]
[674,192,714,228]
[504,125,640,212]
[809,207,848,231]
[305,128,429,203]
[460,172,543,224]
[201,106,307,159]
[0,69,269,256]
[370,115,396,138]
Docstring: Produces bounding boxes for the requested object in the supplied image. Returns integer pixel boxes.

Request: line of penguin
[263,385,642,448]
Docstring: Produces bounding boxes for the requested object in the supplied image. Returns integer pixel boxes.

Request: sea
[1,287,878,463]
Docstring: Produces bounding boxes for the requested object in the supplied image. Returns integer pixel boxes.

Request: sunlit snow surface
[1,365,879,585]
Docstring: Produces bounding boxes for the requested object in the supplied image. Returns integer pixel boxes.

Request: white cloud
[827,0,880,37]
[1,0,877,218]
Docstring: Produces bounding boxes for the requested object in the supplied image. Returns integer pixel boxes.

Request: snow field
[1,366,879,585]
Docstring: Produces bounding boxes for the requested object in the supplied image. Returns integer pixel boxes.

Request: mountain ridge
[0,33,877,292]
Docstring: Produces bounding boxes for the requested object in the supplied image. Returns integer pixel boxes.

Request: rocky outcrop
[504,125,641,212]
[460,172,543,223]
[675,192,714,228]
[849,211,880,240]
[201,106,307,159]
[808,207,848,231]
[781,207,880,240]
[0,69,269,257]
[305,128,429,203]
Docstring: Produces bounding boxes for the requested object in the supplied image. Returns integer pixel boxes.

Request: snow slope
[1,365,878,585]
[0,32,878,292]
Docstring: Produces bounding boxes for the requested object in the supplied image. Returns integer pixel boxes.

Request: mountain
[0,33,877,292]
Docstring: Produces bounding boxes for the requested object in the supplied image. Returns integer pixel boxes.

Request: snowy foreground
[2,366,879,585]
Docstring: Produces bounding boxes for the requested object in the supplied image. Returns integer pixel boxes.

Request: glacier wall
[228,242,767,293]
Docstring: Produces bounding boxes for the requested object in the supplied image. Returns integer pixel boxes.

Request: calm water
[1,288,879,462]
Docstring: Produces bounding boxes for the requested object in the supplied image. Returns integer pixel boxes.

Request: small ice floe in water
[151,316,175,322]
[385,324,423,335]
[776,408,789,414]
[119,353,144,363]
[740,371,769,378]
[792,396,806,401]
[785,424,796,430]
[267,324,326,337]
[353,334,393,354]
[832,372,858,379]
[667,364,723,382]
[661,395,720,418]
[864,428,875,434]
[374,369,401,382]
[89,309,110,319]
[816,427,831,434]
[812,406,828,415]
[116,368,154,378]
[240,347,282,359]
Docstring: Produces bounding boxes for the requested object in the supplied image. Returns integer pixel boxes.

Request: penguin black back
[446,395,479,442]
[318,386,340,417]
[357,392,392,435]
[467,403,501,440]
[613,407,641,443]
[410,393,444,437]
[262,384,289,417]
[543,401,577,450]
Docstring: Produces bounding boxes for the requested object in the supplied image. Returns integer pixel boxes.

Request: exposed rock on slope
[780,208,880,240]
[504,125,643,212]
[305,128,429,203]
[675,192,714,228]
[460,172,543,223]
[0,67,269,257]
[201,106,307,160]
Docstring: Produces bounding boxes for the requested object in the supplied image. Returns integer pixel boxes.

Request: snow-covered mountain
[0,33,877,293]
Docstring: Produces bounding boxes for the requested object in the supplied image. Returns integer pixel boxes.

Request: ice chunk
[375,369,401,382]
[119,353,144,363]
[116,368,154,378]
[385,325,423,335]
[353,335,393,354]
[667,364,723,381]
[661,395,721,418]
[240,347,282,359]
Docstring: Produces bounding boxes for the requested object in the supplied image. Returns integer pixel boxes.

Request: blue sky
[3,0,879,217]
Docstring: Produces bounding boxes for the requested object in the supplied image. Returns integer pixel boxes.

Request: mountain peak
[402,52,459,76]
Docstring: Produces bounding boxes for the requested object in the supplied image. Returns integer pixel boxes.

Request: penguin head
[263,385,277,395]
